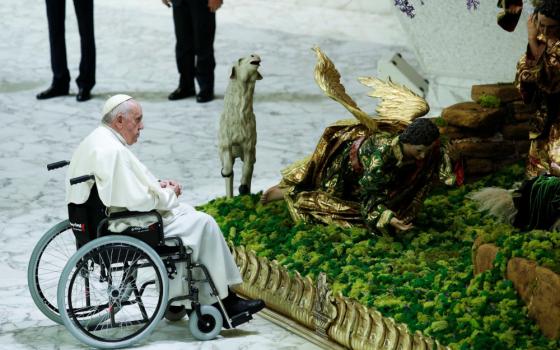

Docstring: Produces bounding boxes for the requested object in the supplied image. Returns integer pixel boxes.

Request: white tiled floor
[0,0,407,348]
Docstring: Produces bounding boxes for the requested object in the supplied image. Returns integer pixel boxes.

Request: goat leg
[239,150,255,196]
[221,149,235,198]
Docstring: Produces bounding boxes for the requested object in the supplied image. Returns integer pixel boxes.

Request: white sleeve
[95,147,180,212]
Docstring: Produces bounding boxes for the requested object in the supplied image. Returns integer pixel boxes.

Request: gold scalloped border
[230,244,449,350]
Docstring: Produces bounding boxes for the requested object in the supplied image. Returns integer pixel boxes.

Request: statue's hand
[528,14,539,42]
[550,162,560,177]
[390,217,414,231]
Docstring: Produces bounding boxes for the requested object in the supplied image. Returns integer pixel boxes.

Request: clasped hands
[160,179,183,197]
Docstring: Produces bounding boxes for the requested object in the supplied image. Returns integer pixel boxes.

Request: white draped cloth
[66,125,242,304]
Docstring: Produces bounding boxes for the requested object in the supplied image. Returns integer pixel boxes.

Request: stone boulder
[465,158,494,174]
[471,83,522,104]
[508,101,537,122]
[473,242,499,274]
[473,244,560,339]
[442,102,505,130]
[439,125,496,140]
[507,258,560,339]
[465,157,523,175]
[453,139,516,158]
[501,123,531,140]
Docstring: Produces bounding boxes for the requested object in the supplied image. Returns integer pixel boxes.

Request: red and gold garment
[515,33,560,178]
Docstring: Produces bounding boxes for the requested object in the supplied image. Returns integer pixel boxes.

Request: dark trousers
[45,0,96,90]
[172,0,216,94]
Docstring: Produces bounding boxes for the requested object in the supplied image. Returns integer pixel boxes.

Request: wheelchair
[28,161,252,349]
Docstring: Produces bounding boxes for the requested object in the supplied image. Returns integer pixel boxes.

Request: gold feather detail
[358,76,429,121]
[313,47,378,132]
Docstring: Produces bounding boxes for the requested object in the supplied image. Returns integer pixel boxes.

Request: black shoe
[76,88,91,102]
[36,86,69,100]
[224,297,265,316]
[212,297,264,329]
[196,91,214,103]
[164,305,187,322]
[168,87,196,101]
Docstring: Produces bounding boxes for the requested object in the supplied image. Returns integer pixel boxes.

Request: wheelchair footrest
[229,311,253,328]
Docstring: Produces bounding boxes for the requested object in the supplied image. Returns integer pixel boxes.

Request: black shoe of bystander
[196,91,214,103]
[36,85,69,100]
[76,88,91,102]
[168,87,196,101]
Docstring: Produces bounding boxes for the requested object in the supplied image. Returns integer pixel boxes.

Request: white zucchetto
[102,94,133,117]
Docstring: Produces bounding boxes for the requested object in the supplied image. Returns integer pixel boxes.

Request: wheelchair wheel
[27,220,75,324]
[58,235,169,349]
[188,305,223,341]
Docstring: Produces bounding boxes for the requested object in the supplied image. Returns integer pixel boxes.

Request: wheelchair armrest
[108,210,163,221]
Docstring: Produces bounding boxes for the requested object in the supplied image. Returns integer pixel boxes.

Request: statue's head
[535,0,560,39]
[230,54,263,82]
[399,118,440,160]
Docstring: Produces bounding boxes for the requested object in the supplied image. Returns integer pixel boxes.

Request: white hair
[102,99,136,125]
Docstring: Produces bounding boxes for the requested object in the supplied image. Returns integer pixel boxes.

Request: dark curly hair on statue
[399,118,440,146]
[536,0,560,22]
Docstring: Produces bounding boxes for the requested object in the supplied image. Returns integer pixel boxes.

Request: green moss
[432,116,447,127]
[197,162,560,349]
[478,94,501,108]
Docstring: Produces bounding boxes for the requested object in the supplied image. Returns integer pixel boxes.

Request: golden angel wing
[358,76,429,121]
[313,47,378,132]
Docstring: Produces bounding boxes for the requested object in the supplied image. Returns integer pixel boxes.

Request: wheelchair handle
[70,174,95,185]
[47,160,70,171]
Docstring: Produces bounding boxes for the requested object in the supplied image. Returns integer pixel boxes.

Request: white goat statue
[218,54,262,198]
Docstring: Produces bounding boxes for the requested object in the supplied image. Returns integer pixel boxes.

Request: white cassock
[66,125,242,304]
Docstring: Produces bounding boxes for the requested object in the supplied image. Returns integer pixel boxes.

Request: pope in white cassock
[65,94,264,321]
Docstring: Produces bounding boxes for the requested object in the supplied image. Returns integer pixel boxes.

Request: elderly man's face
[116,102,144,145]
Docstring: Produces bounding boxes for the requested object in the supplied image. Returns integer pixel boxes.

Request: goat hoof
[239,185,250,195]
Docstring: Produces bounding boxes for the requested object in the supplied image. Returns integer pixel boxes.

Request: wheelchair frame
[28,160,251,349]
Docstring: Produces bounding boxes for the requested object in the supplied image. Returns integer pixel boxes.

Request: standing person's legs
[171,1,196,95]
[73,0,96,97]
[38,0,70,98]
[188,0,215,101]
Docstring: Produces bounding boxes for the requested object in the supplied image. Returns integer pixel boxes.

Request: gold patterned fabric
[515,34,560,178]
[279,119,455,235]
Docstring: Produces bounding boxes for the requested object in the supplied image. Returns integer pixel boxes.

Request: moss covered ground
[198,163,560,349]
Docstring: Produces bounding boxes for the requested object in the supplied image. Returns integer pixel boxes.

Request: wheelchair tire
[58,235,169,349]
[188,305,223,341]
[27,220,75,324]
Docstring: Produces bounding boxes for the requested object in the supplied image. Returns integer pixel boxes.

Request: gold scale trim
[230,244,449,350]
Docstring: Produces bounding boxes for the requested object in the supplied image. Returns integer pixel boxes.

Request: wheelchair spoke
[33,225,76,316]
[63,241,165,343]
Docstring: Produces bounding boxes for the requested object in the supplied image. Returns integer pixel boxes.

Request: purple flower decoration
[394,0,416,18]
[466,0,480,10]
[395,0,480,18]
